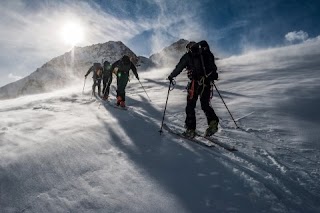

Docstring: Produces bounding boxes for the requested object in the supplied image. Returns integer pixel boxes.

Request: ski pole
[159,79,175,134]
[138,79,152,102]
[82,77,87,94]
[212,82,239,128]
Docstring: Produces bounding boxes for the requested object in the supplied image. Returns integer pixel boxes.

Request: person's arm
[209,53,218,80]
[210,53,217,73]
[130,63,139,80]
[168,53,189,79]
[85,66,93,77]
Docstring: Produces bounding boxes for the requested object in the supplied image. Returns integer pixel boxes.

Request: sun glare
[60,21,84,46]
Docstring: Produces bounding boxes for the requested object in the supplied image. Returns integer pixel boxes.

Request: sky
[1,38,320,212]
[0,0,320,87]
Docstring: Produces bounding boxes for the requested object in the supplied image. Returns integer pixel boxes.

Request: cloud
[0,0,153,86]
[285,30,309,43]
[0,0,208,87]
[8,73,22,81]
[0,1,148,52]
[0,0,203,56]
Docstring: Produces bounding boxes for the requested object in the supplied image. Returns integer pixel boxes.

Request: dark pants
[102,75,112,98]
[185,80,219,130]
[116,76,129,101]
[92,78,102,96]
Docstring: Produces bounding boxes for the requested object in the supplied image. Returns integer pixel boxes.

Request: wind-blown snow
[1,40,320,212]
[0,41,141,100]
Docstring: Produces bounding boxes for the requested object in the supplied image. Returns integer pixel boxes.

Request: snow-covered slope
[1,39,320,212]
[136,56,157,71]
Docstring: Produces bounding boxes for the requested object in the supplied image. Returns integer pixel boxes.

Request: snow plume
[285,30,309,43]
[145,0,205,54]
[221,36,320,71]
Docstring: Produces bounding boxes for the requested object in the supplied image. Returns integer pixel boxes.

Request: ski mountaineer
[167,40,219,138]
[111,55,139,107]
[102,60,112,100]
[85,62,103,97]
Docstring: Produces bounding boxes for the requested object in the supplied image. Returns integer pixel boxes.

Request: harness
[188,52,214,99]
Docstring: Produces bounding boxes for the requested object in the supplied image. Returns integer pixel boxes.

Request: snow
[1,40,320,212]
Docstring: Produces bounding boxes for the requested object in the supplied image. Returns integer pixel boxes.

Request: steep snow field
[1,41,320,212]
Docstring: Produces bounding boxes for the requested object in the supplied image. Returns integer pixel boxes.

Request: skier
[111,55,139,107]
[85,62,103,97]
[167,40,219,138]
[102,60,112,100]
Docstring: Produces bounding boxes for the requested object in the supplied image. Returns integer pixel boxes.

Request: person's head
[104,61,110,66]
[122,55,131,65]
[198,40,210,52]
[186,41,196,52]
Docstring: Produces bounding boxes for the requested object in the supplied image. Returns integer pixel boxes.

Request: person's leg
[97,79,101,96]
[200,85,219,135]
[92,79,97,95]
[105,75,113,98]
[116,77,128,106]
[185,81,199,131]
[102,78,107,96]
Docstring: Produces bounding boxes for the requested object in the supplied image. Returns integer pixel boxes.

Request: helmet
[198,40,210,51]
[103,60,110,66]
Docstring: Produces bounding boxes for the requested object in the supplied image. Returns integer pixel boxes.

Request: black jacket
[111,59,139,80]
[170,50,217,81]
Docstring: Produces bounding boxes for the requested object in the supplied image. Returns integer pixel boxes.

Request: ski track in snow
[164,113,319,213]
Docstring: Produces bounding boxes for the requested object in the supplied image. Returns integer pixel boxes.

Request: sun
[60,21,84,46]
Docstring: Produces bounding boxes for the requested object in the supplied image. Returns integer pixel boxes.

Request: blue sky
[0,0,319,87]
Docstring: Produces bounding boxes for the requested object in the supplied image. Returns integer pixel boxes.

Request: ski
[193,128,237,151]
[162,124,215,148]
[163,124,237,152]
[202,135,237,151]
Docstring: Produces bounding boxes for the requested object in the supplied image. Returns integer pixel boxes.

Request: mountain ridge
[0,39,189,100]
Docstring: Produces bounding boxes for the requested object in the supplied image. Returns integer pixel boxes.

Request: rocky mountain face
[149,39,189,67]
[0,39,188,99]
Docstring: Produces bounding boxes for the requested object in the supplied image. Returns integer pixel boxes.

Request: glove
[187,69,193,80]
[84,74,88,78]
[168,75,173,82]
[136,75,139,80]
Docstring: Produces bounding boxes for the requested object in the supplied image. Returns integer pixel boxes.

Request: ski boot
[205,120,218,137]
[183,129,196,138]
[116,96,122,106]
[120,101,126,108]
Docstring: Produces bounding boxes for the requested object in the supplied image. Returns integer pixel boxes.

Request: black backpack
[189,40,218,81]
[93,63,103,77]
[103,61,112,78]
[118,55,131,74]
